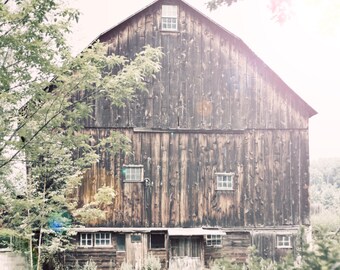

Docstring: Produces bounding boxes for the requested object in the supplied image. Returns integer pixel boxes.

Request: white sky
[68,0,340,160]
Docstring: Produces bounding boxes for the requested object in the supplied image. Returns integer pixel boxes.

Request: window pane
[131,234,142,242]
[162,5,177,17]
[277,235,290,247]
[151,234,165,249]
[216,174,234,190]
[191,239,200,257]
[94,232,111,246]
[124,166,143,182]
[161,5,178,31]
[117,235,126,251]
[206,235,222,247]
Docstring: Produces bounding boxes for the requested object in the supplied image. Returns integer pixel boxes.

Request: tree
[0,0,162,269]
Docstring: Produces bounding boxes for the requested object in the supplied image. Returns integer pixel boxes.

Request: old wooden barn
[65,0,317,269]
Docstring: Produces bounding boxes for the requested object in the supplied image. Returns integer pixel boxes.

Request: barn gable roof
[91,0,317,118]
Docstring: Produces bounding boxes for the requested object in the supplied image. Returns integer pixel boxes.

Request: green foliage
[298,229,340,270]
[246,246,288,270]
[120,262,133,270]
[209,257,244,270]
[310,158,340,187]
[143,254,162,270]
[118,255,161,270]
[0,0,162,269]
[82,260,97,270]
[208,231,340,269]
[72,186,115,223]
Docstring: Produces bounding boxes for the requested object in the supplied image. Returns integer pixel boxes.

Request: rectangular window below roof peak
[161,5,178,31]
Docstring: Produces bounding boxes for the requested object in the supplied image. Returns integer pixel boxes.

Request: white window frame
[206,235,222,247]
[216,173,234,190]
[94,233,112,247]
[277,235,292,248]
[161,5,178,31]
[80,233,93,247]
[123,165,144,182]
[0,235,12,251]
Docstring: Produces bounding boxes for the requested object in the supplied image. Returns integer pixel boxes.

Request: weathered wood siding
[87,0,311,131]
[78,128,309,227]
[75,0,312,230]
[204,232,251,265]
[65,248,115,269]
[252,231,298,261]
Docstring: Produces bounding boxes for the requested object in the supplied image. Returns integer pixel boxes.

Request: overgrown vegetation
[119,255,161,270]
[208,230,340,269]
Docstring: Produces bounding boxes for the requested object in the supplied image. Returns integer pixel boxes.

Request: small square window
[161,5,178,31]
[117,234,126,251]
[131,234,142,242]
[206,235,222,247]
[277,235,292,248]
[80,233,93,247]
[150,233,165,249]
[95,233,111,246]
[123,165,143,182]
[216,173,234,190]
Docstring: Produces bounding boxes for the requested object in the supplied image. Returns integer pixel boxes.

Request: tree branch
[0,88,100,169]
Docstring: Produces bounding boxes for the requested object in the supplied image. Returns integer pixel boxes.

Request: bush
[209,257,244,270]
[120,262,133,270]
[143,255,162,270]
[82,260,97,270]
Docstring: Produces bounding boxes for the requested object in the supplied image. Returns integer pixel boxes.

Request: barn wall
[204,232,251,265]
[86,0,310,131]
[78,128,310,228]
[252,231,298,261]
[65,248,116,269]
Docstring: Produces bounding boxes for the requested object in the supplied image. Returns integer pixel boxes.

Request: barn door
[125,233,148,269]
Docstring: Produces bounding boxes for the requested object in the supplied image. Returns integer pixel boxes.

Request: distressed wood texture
[74,0,314,245]
[76,0,314,228]
[252,231,298,261]
[89,0,314,131]
[79,128,310,228]
[204,232,251,265]
[65,248,116,269]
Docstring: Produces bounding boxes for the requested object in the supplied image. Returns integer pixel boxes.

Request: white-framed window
[206,235,222,247]
[216,173,234,190]
[123,165,143,182]
[95,233,111,246]
[161,5,178,31]
[277,235,292,248]
[80,233,93,247]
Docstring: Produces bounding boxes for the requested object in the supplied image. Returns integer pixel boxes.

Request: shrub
[82,260,97,270]
[143,255,161,270]
[120,262,133,270]
[209,257,244,270]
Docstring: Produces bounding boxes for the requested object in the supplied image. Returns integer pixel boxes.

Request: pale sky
[68,0,340,160]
